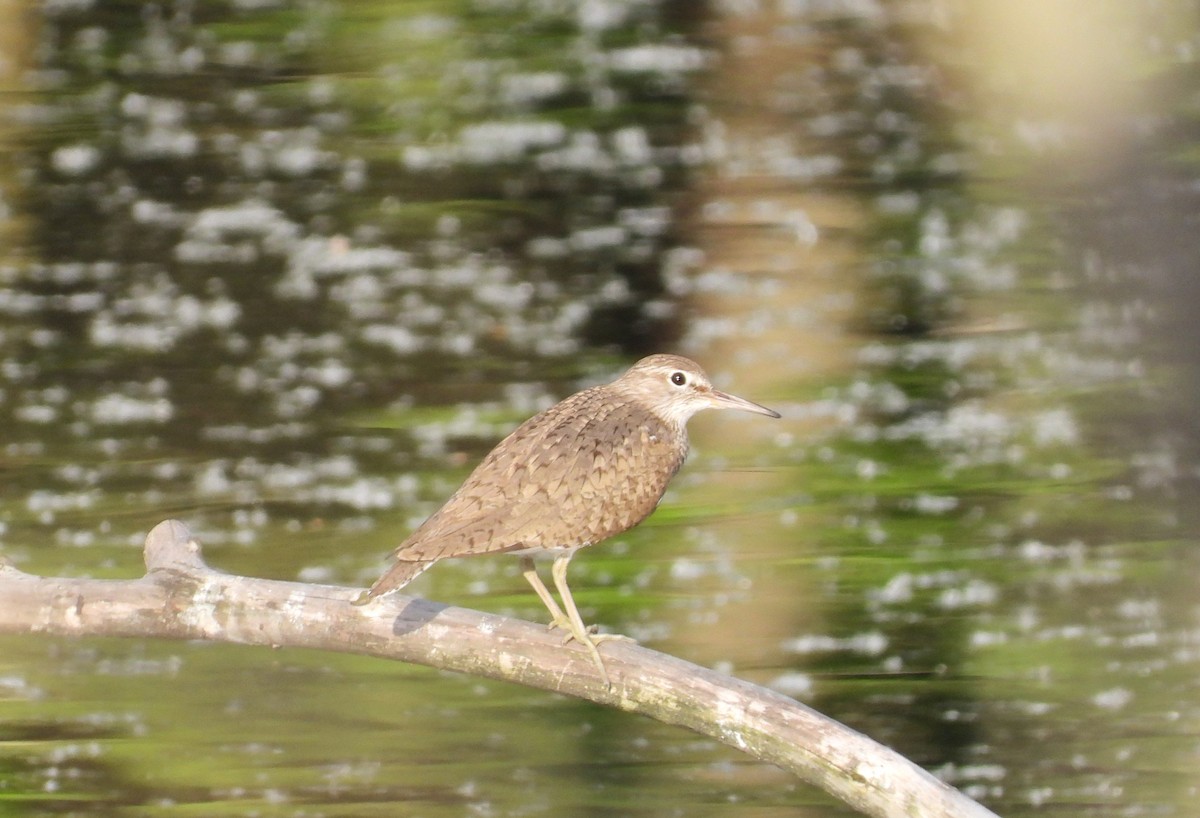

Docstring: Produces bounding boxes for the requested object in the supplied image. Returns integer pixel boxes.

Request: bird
[355,353,780,684]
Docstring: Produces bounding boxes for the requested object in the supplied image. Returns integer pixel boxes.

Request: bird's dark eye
[670,371,687,387]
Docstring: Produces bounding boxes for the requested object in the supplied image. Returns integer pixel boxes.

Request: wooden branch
[0,520,999,818]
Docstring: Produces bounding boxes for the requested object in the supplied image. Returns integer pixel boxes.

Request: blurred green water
[1,1,1198,816]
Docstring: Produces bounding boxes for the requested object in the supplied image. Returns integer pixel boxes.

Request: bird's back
[392,383,689,562]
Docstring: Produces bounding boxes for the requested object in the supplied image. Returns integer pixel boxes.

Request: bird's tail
[351,559,433,606]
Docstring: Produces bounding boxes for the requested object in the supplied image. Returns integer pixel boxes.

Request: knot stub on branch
[143,519,209,575]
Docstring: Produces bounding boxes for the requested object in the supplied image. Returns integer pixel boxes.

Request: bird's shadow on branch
[389,597,450,637]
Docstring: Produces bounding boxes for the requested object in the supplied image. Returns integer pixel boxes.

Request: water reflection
[1,1,1198,817]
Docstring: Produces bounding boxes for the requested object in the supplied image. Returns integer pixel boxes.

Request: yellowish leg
[550,552,633,685]
[520,556,572,632]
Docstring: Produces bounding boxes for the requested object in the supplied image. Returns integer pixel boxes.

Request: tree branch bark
[0,520,999,818]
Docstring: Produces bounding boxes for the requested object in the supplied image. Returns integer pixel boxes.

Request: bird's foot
[584,631,635,646]
[545,612,576,636]
[546,617,635,646]
[545,618,635,688]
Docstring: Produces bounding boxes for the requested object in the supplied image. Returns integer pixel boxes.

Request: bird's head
[613,354,780,428]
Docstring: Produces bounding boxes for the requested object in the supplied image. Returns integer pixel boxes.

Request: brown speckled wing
[392,385,688,562]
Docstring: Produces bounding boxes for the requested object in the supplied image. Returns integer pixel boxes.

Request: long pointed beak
[707,388,781,419]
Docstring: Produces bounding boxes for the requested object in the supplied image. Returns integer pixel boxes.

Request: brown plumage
[358,353,780,683]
